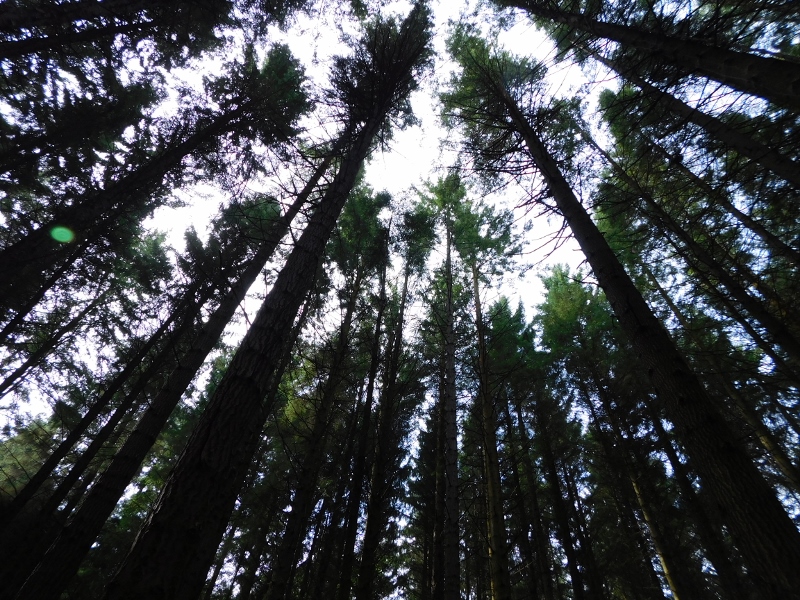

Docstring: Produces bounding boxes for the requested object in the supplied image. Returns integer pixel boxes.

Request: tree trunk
[501,402,541,600]
[500,88,800,598]
[442,221,460,600]
[0,21,150,59]
[471,263,513,600]
[647,270,800,492]
[0,285,110,398]
[513,399,556,600]
[534,398,587,600]
[354,262,410,600]
[0,101,251,315]
[265,268,365,600]
[640,134,800,265]
[335,266,388,600]
[0,296,188,525]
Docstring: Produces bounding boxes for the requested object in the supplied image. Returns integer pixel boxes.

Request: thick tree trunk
[501,89,800,598]
[506,2,800,110]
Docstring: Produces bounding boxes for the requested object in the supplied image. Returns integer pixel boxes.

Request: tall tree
[91,7,432,599]
[443,28,800,598]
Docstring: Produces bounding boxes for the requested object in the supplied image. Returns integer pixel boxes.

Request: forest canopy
[0,1,799,599]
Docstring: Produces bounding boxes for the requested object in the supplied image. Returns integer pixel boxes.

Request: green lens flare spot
[50,226,75,243]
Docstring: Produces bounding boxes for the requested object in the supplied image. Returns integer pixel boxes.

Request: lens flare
[51,226,75,243]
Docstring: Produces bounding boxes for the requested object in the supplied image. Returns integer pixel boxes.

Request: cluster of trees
[0,1,798,599]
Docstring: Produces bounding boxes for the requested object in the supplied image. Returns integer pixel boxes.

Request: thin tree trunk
[645,402,760,600]
[335,266,388,600]
[354,260,409,600]
[0,240,89,343]
[641,135,800,265]
[265,268,365,600]
[560,462,605,600]
[647,268,800,491]
[534,399,587,600]
[0,284,110,398]
[442,221,460,600]
[592,53,800,188]
[471,263,513,600]
[6,309,177,508]
[513,399,556,600]
[0,0,155,31]
[581,403,666,600]
[501,402,540,600]
[506,2,800,110]
[201,524,238,600]
[0,102,251,314]
[0,21,149,59]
